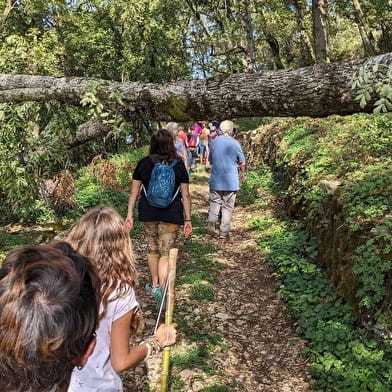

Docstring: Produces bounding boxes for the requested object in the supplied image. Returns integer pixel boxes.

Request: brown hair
[0,242,100,391]
[66,206,142,333]
[149,128,180,162]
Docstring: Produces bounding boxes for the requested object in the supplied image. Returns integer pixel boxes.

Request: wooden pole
[160,248,178,392]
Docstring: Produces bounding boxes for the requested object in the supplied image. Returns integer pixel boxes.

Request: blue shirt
[208,136,245,191]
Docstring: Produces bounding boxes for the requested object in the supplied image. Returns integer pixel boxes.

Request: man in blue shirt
[207,120,246,239]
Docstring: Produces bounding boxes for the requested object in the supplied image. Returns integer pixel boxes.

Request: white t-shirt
[68,285,139,392]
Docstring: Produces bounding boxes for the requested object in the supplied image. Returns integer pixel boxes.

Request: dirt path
[123,168,312,391]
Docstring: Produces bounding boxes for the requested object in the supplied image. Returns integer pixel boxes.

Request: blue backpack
[143,159,179,208]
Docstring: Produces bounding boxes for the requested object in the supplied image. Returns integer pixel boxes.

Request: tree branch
[66,119,111,148]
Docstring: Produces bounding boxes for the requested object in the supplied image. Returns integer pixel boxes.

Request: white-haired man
[207,120,245,239]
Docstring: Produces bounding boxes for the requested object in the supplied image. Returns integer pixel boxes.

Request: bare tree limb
[66,119,111,148]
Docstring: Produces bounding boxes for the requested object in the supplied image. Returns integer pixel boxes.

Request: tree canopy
[1,0,392,223]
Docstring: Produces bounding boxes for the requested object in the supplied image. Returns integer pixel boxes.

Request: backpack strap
[171,186,180,202]
[169,159,180,201]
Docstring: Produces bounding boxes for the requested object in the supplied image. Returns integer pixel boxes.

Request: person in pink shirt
[193,122,202,135]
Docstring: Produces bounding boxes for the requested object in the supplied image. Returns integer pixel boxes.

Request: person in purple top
[207,120,246,239]
[193,122,202,135]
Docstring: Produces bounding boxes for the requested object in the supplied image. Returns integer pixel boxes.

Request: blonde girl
[67,206,176,392]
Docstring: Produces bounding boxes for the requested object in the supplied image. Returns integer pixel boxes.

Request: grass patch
[199,384,230,392]
[236,164,278,206]
[178,239,221,287]
[176,307,222,345]
[171,346,212,371]
[188,282,215,302]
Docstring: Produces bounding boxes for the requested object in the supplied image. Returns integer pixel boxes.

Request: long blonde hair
[67,206,138,321]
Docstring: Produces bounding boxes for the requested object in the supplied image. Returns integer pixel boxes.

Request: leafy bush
[258,114,392,315]
[62,146,148,219]
[0,232,36,265]
[236,164,276,206]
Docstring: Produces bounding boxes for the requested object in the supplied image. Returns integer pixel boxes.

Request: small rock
[178,368,196,380]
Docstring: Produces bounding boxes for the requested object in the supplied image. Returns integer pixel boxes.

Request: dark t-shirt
[132,156,189,225]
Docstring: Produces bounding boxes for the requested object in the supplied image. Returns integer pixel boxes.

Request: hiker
[209,120,221,140]
[207,120,246,240]
[67,206,177,392]
[186,124,199,171]
[199,121,210,165]
[193,121,203,135]
[167,121,188,171]
[125,129,192,306]
[177,124,187,143]
[0,242,100,392]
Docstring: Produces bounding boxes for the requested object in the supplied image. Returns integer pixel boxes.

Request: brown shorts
[142,221,179,258]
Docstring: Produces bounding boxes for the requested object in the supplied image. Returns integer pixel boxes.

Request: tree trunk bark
[66,119,110,148]
[351,0,377,56]
[312,0,329,63]
[265,34,285,70]
[243,0,256,72]
[0,53,391,125]
[379,21,392,53]
[255,5,285,70]
[1,0,14,29]
[292,0,315,65]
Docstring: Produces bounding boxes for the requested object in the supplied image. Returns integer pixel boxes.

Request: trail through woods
[123,167,312,392]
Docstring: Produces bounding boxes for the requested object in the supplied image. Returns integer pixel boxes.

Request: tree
[351,0,377,56]
[291,0,315,65]
[242,0,256,72]
[312,0,330,63]
[2,0,390,224]
[1,52,391,140]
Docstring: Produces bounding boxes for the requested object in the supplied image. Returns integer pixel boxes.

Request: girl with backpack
[125,129,192,307]
[67,206,177,392]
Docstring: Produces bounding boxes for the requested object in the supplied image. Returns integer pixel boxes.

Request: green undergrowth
[66,148,146,236]
[0,232,35,263]
[257,114,392,317]
[236,164,278,206]
[68,148,147,218]
[0,147,147,262]
[241,165,392,392]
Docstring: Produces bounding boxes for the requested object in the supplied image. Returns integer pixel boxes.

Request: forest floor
[123,166,313,392]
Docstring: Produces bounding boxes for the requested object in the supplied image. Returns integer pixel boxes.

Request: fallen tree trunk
[0,53,391,142]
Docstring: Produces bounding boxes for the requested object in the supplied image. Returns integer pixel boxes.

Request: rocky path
[122,168,312,391]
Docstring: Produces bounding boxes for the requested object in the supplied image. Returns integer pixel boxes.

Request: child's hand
[156,323,177,347]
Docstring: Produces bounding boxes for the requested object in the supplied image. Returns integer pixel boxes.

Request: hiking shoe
[153,286,165,310]
[206,221,218,238]
[219,233,230,240]
[146,284,165,310]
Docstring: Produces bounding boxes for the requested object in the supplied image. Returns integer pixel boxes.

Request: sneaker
[146,284,165,310]
[219,233,230,240]
[206,221,218,238]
